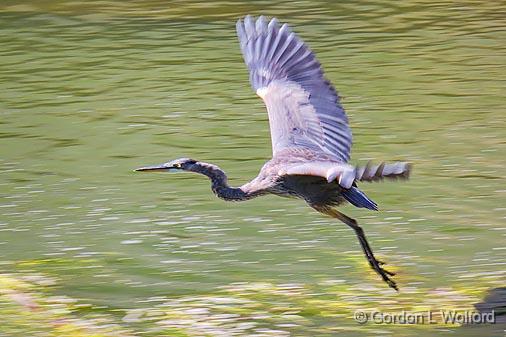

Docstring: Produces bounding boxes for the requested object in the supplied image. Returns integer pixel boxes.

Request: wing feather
[236,16,352,162]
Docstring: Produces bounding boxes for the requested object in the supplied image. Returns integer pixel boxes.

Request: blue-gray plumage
[136,16,411,291]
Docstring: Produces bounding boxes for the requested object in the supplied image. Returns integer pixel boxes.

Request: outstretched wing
[236,15,352,162]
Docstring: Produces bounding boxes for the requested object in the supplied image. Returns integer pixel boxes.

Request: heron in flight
[136,16,411,290]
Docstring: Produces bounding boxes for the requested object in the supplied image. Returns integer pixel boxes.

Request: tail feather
[342,187,378,211]
[341,161,410,211]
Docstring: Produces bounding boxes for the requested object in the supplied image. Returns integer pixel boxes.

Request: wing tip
[236,18,244,37]
[237,15,281,36]
[256,15,268,33]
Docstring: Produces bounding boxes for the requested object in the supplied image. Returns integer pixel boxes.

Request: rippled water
[0,1,505,336]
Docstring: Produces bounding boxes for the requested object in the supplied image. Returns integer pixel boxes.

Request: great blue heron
[136,16,411,290]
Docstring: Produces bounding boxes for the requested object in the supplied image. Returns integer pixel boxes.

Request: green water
[0,1,505,336]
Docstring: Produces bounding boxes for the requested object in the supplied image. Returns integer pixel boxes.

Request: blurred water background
[0,1,505,336]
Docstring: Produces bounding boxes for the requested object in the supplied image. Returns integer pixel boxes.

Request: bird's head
[135,158,198,173]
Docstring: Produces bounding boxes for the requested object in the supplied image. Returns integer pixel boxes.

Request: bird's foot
[367,257,398,290]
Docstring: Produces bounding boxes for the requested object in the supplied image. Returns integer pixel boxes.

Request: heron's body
[242,148,346,204]
[136,16,411,290]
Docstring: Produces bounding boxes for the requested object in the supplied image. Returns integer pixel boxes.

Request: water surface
[0,1,505,336]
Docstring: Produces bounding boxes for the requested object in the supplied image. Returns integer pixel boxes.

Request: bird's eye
[173,163,182,168]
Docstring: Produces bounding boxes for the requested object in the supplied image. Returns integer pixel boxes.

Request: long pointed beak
[134,164,169,172]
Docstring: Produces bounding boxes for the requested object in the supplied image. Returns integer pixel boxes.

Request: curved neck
[189,162,261,201]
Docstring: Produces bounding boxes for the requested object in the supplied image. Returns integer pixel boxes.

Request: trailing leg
[312,205,398,290]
